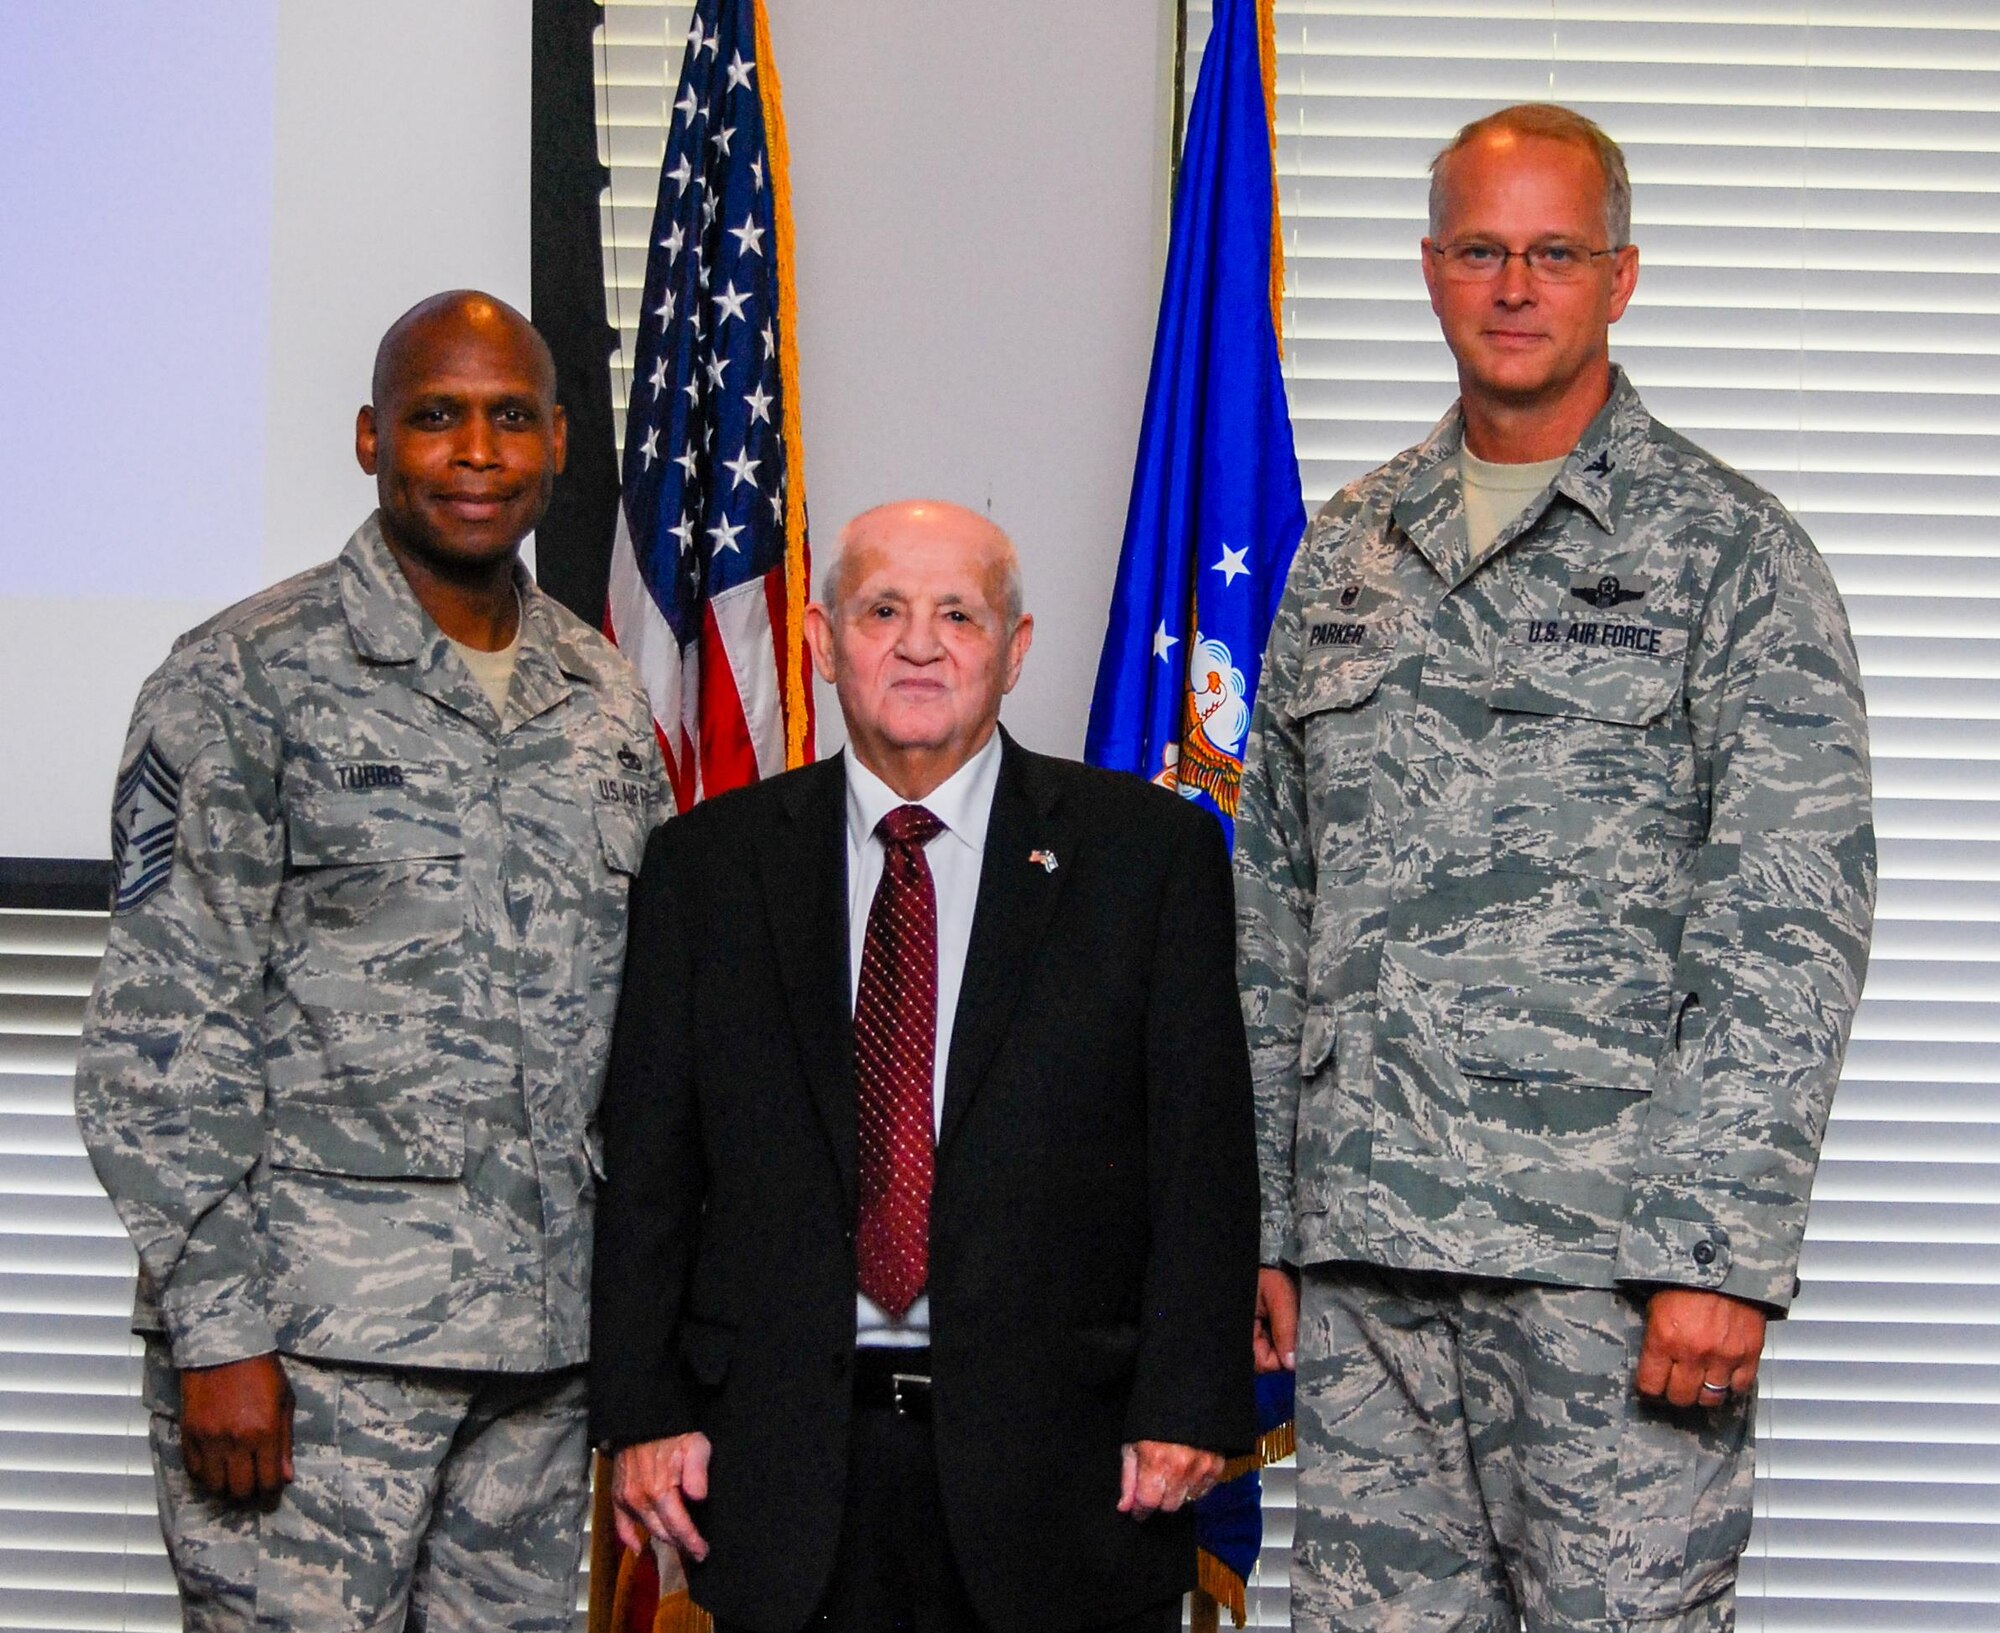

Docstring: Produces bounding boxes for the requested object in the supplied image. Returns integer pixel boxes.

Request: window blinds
[0,907,175,1631]
[596,0,698,456]
[1185,3,2000,1627]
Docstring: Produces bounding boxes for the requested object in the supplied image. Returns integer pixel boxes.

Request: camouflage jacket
[75,515,669,1371]
[1235,372,1875,1311]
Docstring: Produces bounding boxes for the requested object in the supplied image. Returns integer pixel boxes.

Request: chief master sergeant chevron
[74,290,670,1631]
[1234,106,1875,1632]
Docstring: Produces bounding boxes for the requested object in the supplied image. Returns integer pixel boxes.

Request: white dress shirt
[843,731,1002,1347]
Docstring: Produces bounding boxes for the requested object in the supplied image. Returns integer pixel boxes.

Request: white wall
[0,1,530,859]
[259,2,532,589]
[767,0,1176,760]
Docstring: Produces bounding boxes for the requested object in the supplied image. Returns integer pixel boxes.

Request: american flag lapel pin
[1028,848,1058,874]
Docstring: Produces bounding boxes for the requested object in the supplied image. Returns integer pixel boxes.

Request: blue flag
[1084,0,1306,847]
[1192,1369,1297,1623]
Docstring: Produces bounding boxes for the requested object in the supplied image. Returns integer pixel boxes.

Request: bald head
[822,500,1024,625]
[355,289,568,578]
[1429,103,1631,248]
[371,290,555,411]
[805,498,1033,800]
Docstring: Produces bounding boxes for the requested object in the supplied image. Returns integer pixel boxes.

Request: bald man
[590,501,1259,1633]
[76,291,670,1630]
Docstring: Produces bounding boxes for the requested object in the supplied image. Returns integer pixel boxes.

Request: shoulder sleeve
[1617,517,1877,1311]
[74,639,288,1366]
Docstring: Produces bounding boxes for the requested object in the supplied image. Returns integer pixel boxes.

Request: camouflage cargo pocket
[1488,630,1700,872]
[1604,1385,1756,1617]
[264,1102,465,1312]
[1456,1002,1665,1246]
[278,758,468,1041]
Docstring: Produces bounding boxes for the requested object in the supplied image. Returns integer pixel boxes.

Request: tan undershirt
[1461,448,1569,567]
[448,611,522,716]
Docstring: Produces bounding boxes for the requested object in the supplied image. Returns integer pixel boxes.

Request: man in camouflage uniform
[1236,106,1875,1631]
[74,291,670,1631]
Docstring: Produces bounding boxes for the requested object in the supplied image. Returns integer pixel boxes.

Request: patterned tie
[853,803,945,1317]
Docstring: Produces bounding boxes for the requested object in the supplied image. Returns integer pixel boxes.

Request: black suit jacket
[590,732,1258,1633]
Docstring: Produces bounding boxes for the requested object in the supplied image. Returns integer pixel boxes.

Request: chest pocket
[276,757,467,1014]
[1289,620,1401,858]
[285,758,465,868]
[1488,622,1698,868]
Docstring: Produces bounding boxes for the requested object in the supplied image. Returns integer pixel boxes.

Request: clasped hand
[1118,1441,1224,1519]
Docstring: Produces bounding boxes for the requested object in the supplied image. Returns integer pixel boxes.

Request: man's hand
[1634,1289,1766,1409]
[612,1433,712,1561]
[179,1353,294,1502]
[1254,1265,1299,1374]
[1117,1441,1224,1520]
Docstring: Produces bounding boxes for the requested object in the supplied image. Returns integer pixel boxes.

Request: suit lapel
[758,758,858,1208]
[939,733,1071,1155]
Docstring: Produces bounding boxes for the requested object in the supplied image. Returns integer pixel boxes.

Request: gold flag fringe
[1196,1550,1250,1629]
[1257,1416,1296,1467]
[651,1588,714,1633]
[608,1545,638,1633]
[1255,0,1285,360]
[751,0,813,771]
[1184,1415,1296,1629]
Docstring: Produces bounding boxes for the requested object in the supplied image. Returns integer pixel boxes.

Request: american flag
[607,0,813,811]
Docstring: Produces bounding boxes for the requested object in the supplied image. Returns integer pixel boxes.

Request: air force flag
[1083,0,1305,848]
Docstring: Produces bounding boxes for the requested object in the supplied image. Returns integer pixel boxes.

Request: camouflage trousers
[144,1341,589,1632]
[1291,1267,1755,1633]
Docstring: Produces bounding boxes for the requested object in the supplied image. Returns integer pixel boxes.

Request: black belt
[853,1345,932,1422]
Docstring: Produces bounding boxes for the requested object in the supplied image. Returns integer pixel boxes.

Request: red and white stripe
[607,506,790,812]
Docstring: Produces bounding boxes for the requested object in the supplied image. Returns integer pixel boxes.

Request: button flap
[266,1100,465,1179]
[1492,621,1685,727]
[1457,1002,1663,1092]
[592,795,650,877]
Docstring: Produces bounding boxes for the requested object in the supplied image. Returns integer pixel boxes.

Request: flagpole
[1257,0,1284,358]
[1170,0,1188,197]
[752,0,815,770]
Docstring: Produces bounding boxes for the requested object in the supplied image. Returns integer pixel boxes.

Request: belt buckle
[889,1372,929,1416]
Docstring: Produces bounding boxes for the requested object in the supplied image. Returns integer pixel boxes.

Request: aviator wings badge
[1569,574,1646,610]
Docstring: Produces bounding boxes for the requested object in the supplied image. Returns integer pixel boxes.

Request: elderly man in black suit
[589,499,1258,1633]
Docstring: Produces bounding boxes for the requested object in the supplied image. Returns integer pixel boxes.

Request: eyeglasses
[1429,240,1622,283]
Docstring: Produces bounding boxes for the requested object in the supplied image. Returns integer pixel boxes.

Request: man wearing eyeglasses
[1235,105,1875,1631]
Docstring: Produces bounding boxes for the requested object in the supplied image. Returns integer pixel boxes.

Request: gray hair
[1428,103,1631,248]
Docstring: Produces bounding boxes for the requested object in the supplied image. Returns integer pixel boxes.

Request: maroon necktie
[853,803,944,1317]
